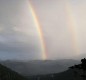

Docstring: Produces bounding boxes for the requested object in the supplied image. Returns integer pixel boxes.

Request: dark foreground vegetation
[0,64,28,80]
[27,69,75,80]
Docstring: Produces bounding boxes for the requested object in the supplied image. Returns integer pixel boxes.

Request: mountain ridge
[0,59,80,76]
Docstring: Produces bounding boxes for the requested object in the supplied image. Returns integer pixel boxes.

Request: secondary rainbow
[65,1,80,55]
[28,0,47,60]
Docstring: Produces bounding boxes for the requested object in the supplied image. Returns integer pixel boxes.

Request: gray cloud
[0,0,85,60]
[0,0,42,60]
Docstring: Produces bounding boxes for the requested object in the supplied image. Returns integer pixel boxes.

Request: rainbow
[28,0,47,60]
[28,0,80,59]
[65,1,80,55]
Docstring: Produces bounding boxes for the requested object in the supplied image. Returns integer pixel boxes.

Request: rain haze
[0,0,85,60]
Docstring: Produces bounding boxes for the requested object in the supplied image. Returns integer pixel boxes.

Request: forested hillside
[0,63,28,80]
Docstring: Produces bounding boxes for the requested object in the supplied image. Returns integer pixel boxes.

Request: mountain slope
[0,59,80,76]
[0,63,28,80]
[28,69,81,80]
[52,69,81,80]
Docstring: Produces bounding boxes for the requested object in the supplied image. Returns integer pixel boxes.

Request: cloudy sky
[0,0,86,60]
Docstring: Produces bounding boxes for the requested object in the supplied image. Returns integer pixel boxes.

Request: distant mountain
[0,59,80,76]
[0,63,28,80]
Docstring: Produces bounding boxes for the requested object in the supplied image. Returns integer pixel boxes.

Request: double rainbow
[28,0,80,60]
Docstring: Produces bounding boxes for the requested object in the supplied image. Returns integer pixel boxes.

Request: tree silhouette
[69,58,86,80]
